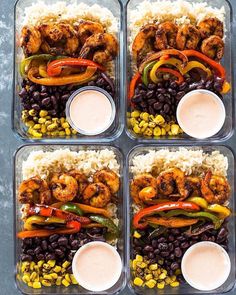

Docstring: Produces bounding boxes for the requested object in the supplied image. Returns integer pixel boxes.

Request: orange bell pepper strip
[47,58,105,77]
[28,66,97,86]
[146,216,199,228]
[182,50,226,80]
[128,72,141,99]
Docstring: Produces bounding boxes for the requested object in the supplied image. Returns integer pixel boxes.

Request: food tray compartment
[127,145,235,294]
[13,0,124,142]
[14,144,126,294]
[125,0,233,142]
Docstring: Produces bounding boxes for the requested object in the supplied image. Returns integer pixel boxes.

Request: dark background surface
[0,0,235,293]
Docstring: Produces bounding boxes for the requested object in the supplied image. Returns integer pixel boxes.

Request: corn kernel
[71,129,78,135]
[161,127,166,135]
[134,277,143,287]
[32,130,43,138]
[165,277,172,285]
[132,260,137,270]
[62,279,70,287]
[61,267,66,274]
[42,279,52,287]
[175,269,181,276]
[45,120,51,126]
[65,128,71,136]
[162,269,167,275]
[30,272,37,281]
[157,282,165,289]
[145,279,156,288]
[39,110,48,117]
[62,122,70,129]
[32,282,41,289]
[131,110,140,118]
[43,274,52,280]
[21,262,30,273]
[22,275,30,284]
[25,120,35,127]
[54,266,61,273]
[38,118,46,124]
[50,273,58,279]
[129,118,137,127]
[43,263,51,270]
[133,125,141,134]
[59,131,66,136]
[133,231,141,239]
[65,274,71,283]
[60,117,65,124]
[135,255,143,262]
[33,124,41,130]
[29,109,37,116]
[47,260,56,268]
[137,262,147,268]
[145,274,153,281]
[56,276,62,286]
[62,261,71,269]
[70,274,78,285]
[47,123,57,131]
[171,124,180,135]
[139,120,146,128]
[143,127,153,136]
[170,275,177,282]
[141,123,149,132]
[158,259,164,265]
[154,114,165,125]
[37,260,44,268]
[140,112,149,122]
[170,281,180,287]
[159,272,167,280]
[148,122,156,128]
[27,282,33,287]
[149,264,158,271]
[153,126,161,136]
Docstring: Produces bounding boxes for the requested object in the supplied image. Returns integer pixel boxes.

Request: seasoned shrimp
[79,33,118,64]
[93,168,119,194]
[201,171,230,205]
[39,23,79,55]
[132,24,158,61]
[68,170,88,196]
[198,17,224,39]
[185,176,201,197]
[75,20,104,44]
[176,24,201,50]
[201,35,224,60]
[50,173,78,202]
[156,168,189,199]
[155,21,178,50]
[20,26,42,56]
[83,182,111,208]
[130,173,157,204]
[18,176,51,205]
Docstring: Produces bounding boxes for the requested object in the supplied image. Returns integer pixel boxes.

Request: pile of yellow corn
[127,110,183,137]
[131,254,180,290]
[22,109,78,138]
[19,260,78,289]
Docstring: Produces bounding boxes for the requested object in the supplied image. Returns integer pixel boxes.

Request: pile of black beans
[20,227,107,263]
[131,76,223,119]
[132,222,228,281]
[19,74,115,117]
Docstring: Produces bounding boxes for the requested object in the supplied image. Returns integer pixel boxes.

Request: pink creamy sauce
[182,242,230,291]
[73,242,122,291]
[69,90,113,134]
[177,91,225,138]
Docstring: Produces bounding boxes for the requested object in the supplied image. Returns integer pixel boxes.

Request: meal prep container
[13,0,124,142]
[127,145,236,295]
[14,144,126,294]
[124,0,234,143]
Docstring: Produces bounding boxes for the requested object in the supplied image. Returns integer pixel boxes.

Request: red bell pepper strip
[28,204,91,224]
[182,50,226,80]
[154,67,184,84]
[129,72,141,99]
[133,201,200,229]
[17,226,81,239]
[47,58,105,77]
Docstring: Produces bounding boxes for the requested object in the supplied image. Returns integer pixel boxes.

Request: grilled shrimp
[198,17,224,39]
[20,26,42,56]
[39,23,79,55]
[93,168,119,194]
[75,20,104,44]
[83,182,111,208]
[155,21,178,50]
[50,173,78,202]
[201,35,224,60]
[201,171,230,205]
[130,173,157,204]
[68,170,88,196]
[176,24,201,50]
[156,168,189,199]
[18,176,51,205]
[185,176,201,197]
[132,24,158,62]
[79,33,118,64]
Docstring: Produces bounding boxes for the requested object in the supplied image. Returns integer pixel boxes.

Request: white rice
[22,148,120,180]
[131,148,228,177]
[129,0,226,46]
[20,1,118,34]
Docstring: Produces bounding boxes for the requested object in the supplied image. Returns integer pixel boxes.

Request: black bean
[168,88,177,96]
[21,254,32,261]
[151,239,158,248]
[148,106,155,115]
[154,248,160,255]
[158,243,168,251]
[26,249,34,256]
[168,243,174,252]
[170,81,178,89]
[158,237,166,243]
[177,236,185,241]
[41,240,48,251]
[45,253,56,261]
[146,90,155,99]
[58,237,68,246]
[174,247,182,258]
[180,242,189,249]
[23,238,33,246]
[160,251,169,257]
[34,237,41,246]
[147,83,156,90]
[68,252,74,262]
[42,97,51,106]
[19,88,27,98]
[143,245,154,253]
[36,254,45,261]
[71,240,80,249]
[170,253,175,260]
[55,248,63,257]
[156,88,166,94]
[148,252,155,259]
[163,104,170,113]
[168,235,175,242]
[147,98,156,105]
[153,102,163,110]
[51,242,58,249]
[49,234,59,243]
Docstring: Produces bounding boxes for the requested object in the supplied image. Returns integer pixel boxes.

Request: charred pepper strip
[133,201,200,229]
[28,204,90,224]
[24,216,66,230]
[89,215,119,235]
[60,203,84,216]
[146,216,199,228]
[28,66,97,86]
[129,72,141,99]
[47,58,105,77]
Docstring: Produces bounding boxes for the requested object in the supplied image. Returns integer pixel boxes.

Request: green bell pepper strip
[20,54,67,77]
[142,61,157,86]
[89,215,119,235]
[60,203,83,216]
[163,209,223,229]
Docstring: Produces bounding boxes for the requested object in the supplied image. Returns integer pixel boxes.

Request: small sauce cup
[66,86,116,136]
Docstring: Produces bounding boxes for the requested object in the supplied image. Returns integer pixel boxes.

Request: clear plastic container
[125,0,234,143]
[12,0,124,142]
[14,144,126,294]
[127,145,235,294]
